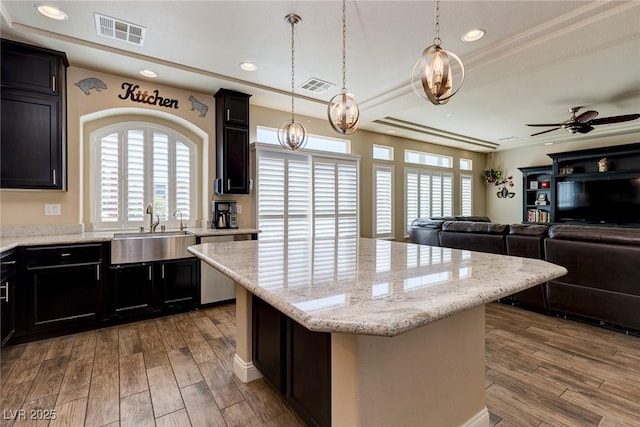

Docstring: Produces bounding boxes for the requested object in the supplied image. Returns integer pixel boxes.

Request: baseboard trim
[462,407,490,427]
[233,354,263,383]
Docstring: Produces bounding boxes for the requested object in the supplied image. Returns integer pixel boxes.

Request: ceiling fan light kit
[278,13,308,151]
[328,0,360,135]
[527,106,640,137]
[411,0,465,105]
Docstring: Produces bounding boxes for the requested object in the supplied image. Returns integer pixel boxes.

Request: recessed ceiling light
[36,4,68,20]
[462,28,485,42]
[139,69,157,78]
[240,62,257,71]
[445,112,455,117]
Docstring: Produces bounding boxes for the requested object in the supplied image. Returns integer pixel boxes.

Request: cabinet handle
[161,265,165,279]
[96,265,100,280]
[226,109,230,121]
[0,260,16,265]
[53,169,57,186]
[60,253,71,257]
[148,265,152,281]
[227,179,231,190]
[0,282,8,303]
[52,75,56,92]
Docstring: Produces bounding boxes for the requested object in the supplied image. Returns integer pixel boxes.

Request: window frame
[90,122,197,230]
[405,167,453,236]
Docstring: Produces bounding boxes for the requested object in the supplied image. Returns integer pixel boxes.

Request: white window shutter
[374,165,393,238]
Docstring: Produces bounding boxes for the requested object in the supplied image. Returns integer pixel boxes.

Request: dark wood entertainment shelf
[520,142,640,226]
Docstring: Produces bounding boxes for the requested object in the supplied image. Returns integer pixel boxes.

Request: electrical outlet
[44,204,61,216]
[237,204,243,214]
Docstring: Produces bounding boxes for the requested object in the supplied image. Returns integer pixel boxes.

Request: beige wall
[485,136,639,224]
[1,66,487,237]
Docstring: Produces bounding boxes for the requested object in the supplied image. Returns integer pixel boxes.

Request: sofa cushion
[548,225,640,247]
[442,221,508,235]
[509,223,549,237]
[410,218,445,229]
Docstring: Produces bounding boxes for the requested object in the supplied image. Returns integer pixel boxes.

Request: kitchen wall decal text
[118,82,179,109]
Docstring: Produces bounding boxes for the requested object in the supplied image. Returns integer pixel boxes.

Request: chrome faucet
[145,203,160,232]
[174,209,185,230]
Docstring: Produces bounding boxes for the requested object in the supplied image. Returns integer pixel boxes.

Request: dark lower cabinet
[22,244,103,334]
[110,258,199,319]
[253,295,331,427]
[110,263,154,317]
[1,250,17,347]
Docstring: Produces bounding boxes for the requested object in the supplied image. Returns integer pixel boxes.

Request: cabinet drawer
[0,250,17,280]
[25,244,103,267]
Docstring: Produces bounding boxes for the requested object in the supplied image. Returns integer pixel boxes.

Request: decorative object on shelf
[535,193,548,205]
[411,0,465,105]
[278,14,308,151]
[540,180,550,188]
[327,0,359,135]
[559,166,573,175]
[598,157,608,172]
[529,181,539,190]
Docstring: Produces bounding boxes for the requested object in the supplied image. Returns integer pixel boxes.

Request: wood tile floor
[2,302,640,426]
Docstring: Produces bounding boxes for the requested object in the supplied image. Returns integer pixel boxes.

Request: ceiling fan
[527,107,640,137]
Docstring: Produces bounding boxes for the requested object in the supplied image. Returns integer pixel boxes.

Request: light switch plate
[237,204,243,214]
[45,204,61,216]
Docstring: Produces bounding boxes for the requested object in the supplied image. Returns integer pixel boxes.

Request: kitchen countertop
[0,227,260,253]
[188,237,567,337]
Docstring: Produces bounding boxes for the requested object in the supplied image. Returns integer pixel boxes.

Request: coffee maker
[212,200,238,229]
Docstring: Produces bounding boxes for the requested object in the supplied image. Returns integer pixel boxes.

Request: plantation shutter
[374,164,393,239]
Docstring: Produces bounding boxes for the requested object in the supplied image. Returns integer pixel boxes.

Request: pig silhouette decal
[75,78,108,95]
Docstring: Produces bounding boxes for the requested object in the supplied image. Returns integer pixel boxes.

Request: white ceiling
[2,0,639,152]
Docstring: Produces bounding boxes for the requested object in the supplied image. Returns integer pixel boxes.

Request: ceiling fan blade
[575,110,598,123]
[526,123,563,127]
[590,114,640,125]
[530,127,560,137]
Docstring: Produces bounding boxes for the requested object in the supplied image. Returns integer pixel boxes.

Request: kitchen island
[188,237,566,427]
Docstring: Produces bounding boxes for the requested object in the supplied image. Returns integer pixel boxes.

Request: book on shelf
[527,209,550,223]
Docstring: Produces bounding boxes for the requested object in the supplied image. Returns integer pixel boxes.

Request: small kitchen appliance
[212,200,238,229]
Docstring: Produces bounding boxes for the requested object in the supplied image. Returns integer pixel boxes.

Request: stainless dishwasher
[200,234,252,304]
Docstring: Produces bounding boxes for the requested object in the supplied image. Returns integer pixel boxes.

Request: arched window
[91,122,197,230]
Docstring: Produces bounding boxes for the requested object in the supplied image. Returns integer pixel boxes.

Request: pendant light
[328,0,360,135]
[278,14,308,151]
[411,0,465,105]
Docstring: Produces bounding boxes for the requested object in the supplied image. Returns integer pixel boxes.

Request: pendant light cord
[289,17,296,122]
[341,0,347,94]
[433,0,441,46]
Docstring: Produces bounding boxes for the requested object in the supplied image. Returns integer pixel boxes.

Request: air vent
[299,78,335,94]
[94,13,146,46]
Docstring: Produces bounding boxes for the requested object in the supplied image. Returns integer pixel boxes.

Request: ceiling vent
[299,78,335,94]
[94,13,146,46]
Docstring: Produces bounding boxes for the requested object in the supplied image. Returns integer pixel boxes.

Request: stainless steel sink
[111,231,196,264]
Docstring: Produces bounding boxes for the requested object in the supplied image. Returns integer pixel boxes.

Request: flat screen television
[556,177,640,225]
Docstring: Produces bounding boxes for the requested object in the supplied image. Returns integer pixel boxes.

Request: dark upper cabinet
[214,89,251,195]
[0,39,68,190]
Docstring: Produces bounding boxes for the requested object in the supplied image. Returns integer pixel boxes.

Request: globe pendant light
[278,14,308,150]
[328,0,360,135]
[411,0,465,105]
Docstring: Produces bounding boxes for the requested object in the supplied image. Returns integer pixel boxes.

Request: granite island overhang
[188,237,567,427]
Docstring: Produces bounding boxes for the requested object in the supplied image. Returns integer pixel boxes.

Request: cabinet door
[1,43,61,95]
[27,264,101,332]
[286,319,331,427]
[159,259,198,308]
[1,89,63,189]
[110,264,154,317]
[252,296,286,393]
[1,253,16,347]
[224,93,249,126]
[222,126,249,194]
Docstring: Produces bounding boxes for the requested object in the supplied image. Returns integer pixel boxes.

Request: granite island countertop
[0,227,260,253]
[188,237,567,337]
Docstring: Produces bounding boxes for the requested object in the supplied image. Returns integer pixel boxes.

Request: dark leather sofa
[408,219,640,333]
